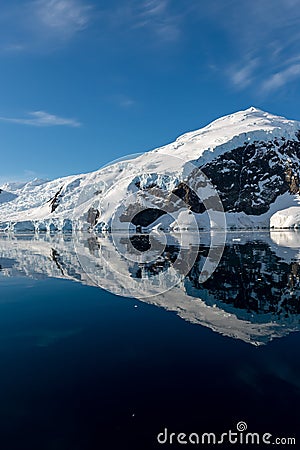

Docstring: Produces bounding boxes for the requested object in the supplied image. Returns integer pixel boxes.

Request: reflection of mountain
[0,232,300,346]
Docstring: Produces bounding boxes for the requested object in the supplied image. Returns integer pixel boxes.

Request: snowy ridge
[158,106,300,164]
[1,107,300,232]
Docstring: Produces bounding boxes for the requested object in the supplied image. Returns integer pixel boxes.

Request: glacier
[1,107,300,232]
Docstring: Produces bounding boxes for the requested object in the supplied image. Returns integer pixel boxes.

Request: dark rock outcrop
[49,187,63,213]
[87,208,100,227]
[124,137,300,227]
[201,138,300,215]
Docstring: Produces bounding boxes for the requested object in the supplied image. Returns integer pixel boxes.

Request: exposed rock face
[130,137,300,226]
[87,207,100,227]
[49,187,63,213]
[172,182,206,214]
[120,206,166,228]
[201,138,300,215]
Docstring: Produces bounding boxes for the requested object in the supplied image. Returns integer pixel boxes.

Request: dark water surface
[0,232,299,449]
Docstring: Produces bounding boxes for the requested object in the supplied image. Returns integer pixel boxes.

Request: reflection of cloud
[0,111,81,127]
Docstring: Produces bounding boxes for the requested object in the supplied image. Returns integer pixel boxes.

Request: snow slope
[1,107,300,232]
[0,190,17,204]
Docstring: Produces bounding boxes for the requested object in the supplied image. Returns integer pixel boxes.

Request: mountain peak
[173,107,300,155]
[244,106,263,113]
[211,106,287,124]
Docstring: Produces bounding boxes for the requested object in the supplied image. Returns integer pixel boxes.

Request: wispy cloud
[198,0,300,95]
[109,0,181,43]
[0,111,81,127]
[0,0,93,53]
[119,98,136,108]
[261,63,300,93]
[34,0,92,36]
[228,58,259,89]
[135,0,180,41]
[0,0,180,53]
[110,94,136,109]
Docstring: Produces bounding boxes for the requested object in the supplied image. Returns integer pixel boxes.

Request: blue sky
[1,0,300,183]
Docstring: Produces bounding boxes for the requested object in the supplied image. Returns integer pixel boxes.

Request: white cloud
[197,0,300,95]
[1,0,180,53]
[229,58,259,89]
[261,64,300,92]
[111,0,181,43]
[0,0,93,53]
[0,111,81,127]
[141,0,167,17]
[34,0,92,35]
[137,0,180,41]
[119,98,136,108]
[109,94,136,109]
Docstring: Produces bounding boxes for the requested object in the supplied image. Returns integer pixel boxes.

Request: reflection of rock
[189,241,300,318]
[130,234,152,252]
[1,232,300,346]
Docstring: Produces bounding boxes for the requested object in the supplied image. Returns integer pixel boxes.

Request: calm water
[0,232,299,449]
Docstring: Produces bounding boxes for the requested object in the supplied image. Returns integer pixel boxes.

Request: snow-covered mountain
[1,107,300,232]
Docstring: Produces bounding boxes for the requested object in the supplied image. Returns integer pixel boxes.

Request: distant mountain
[0,189,17,204]
[0,178,48,192]
[1,107,300,232]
